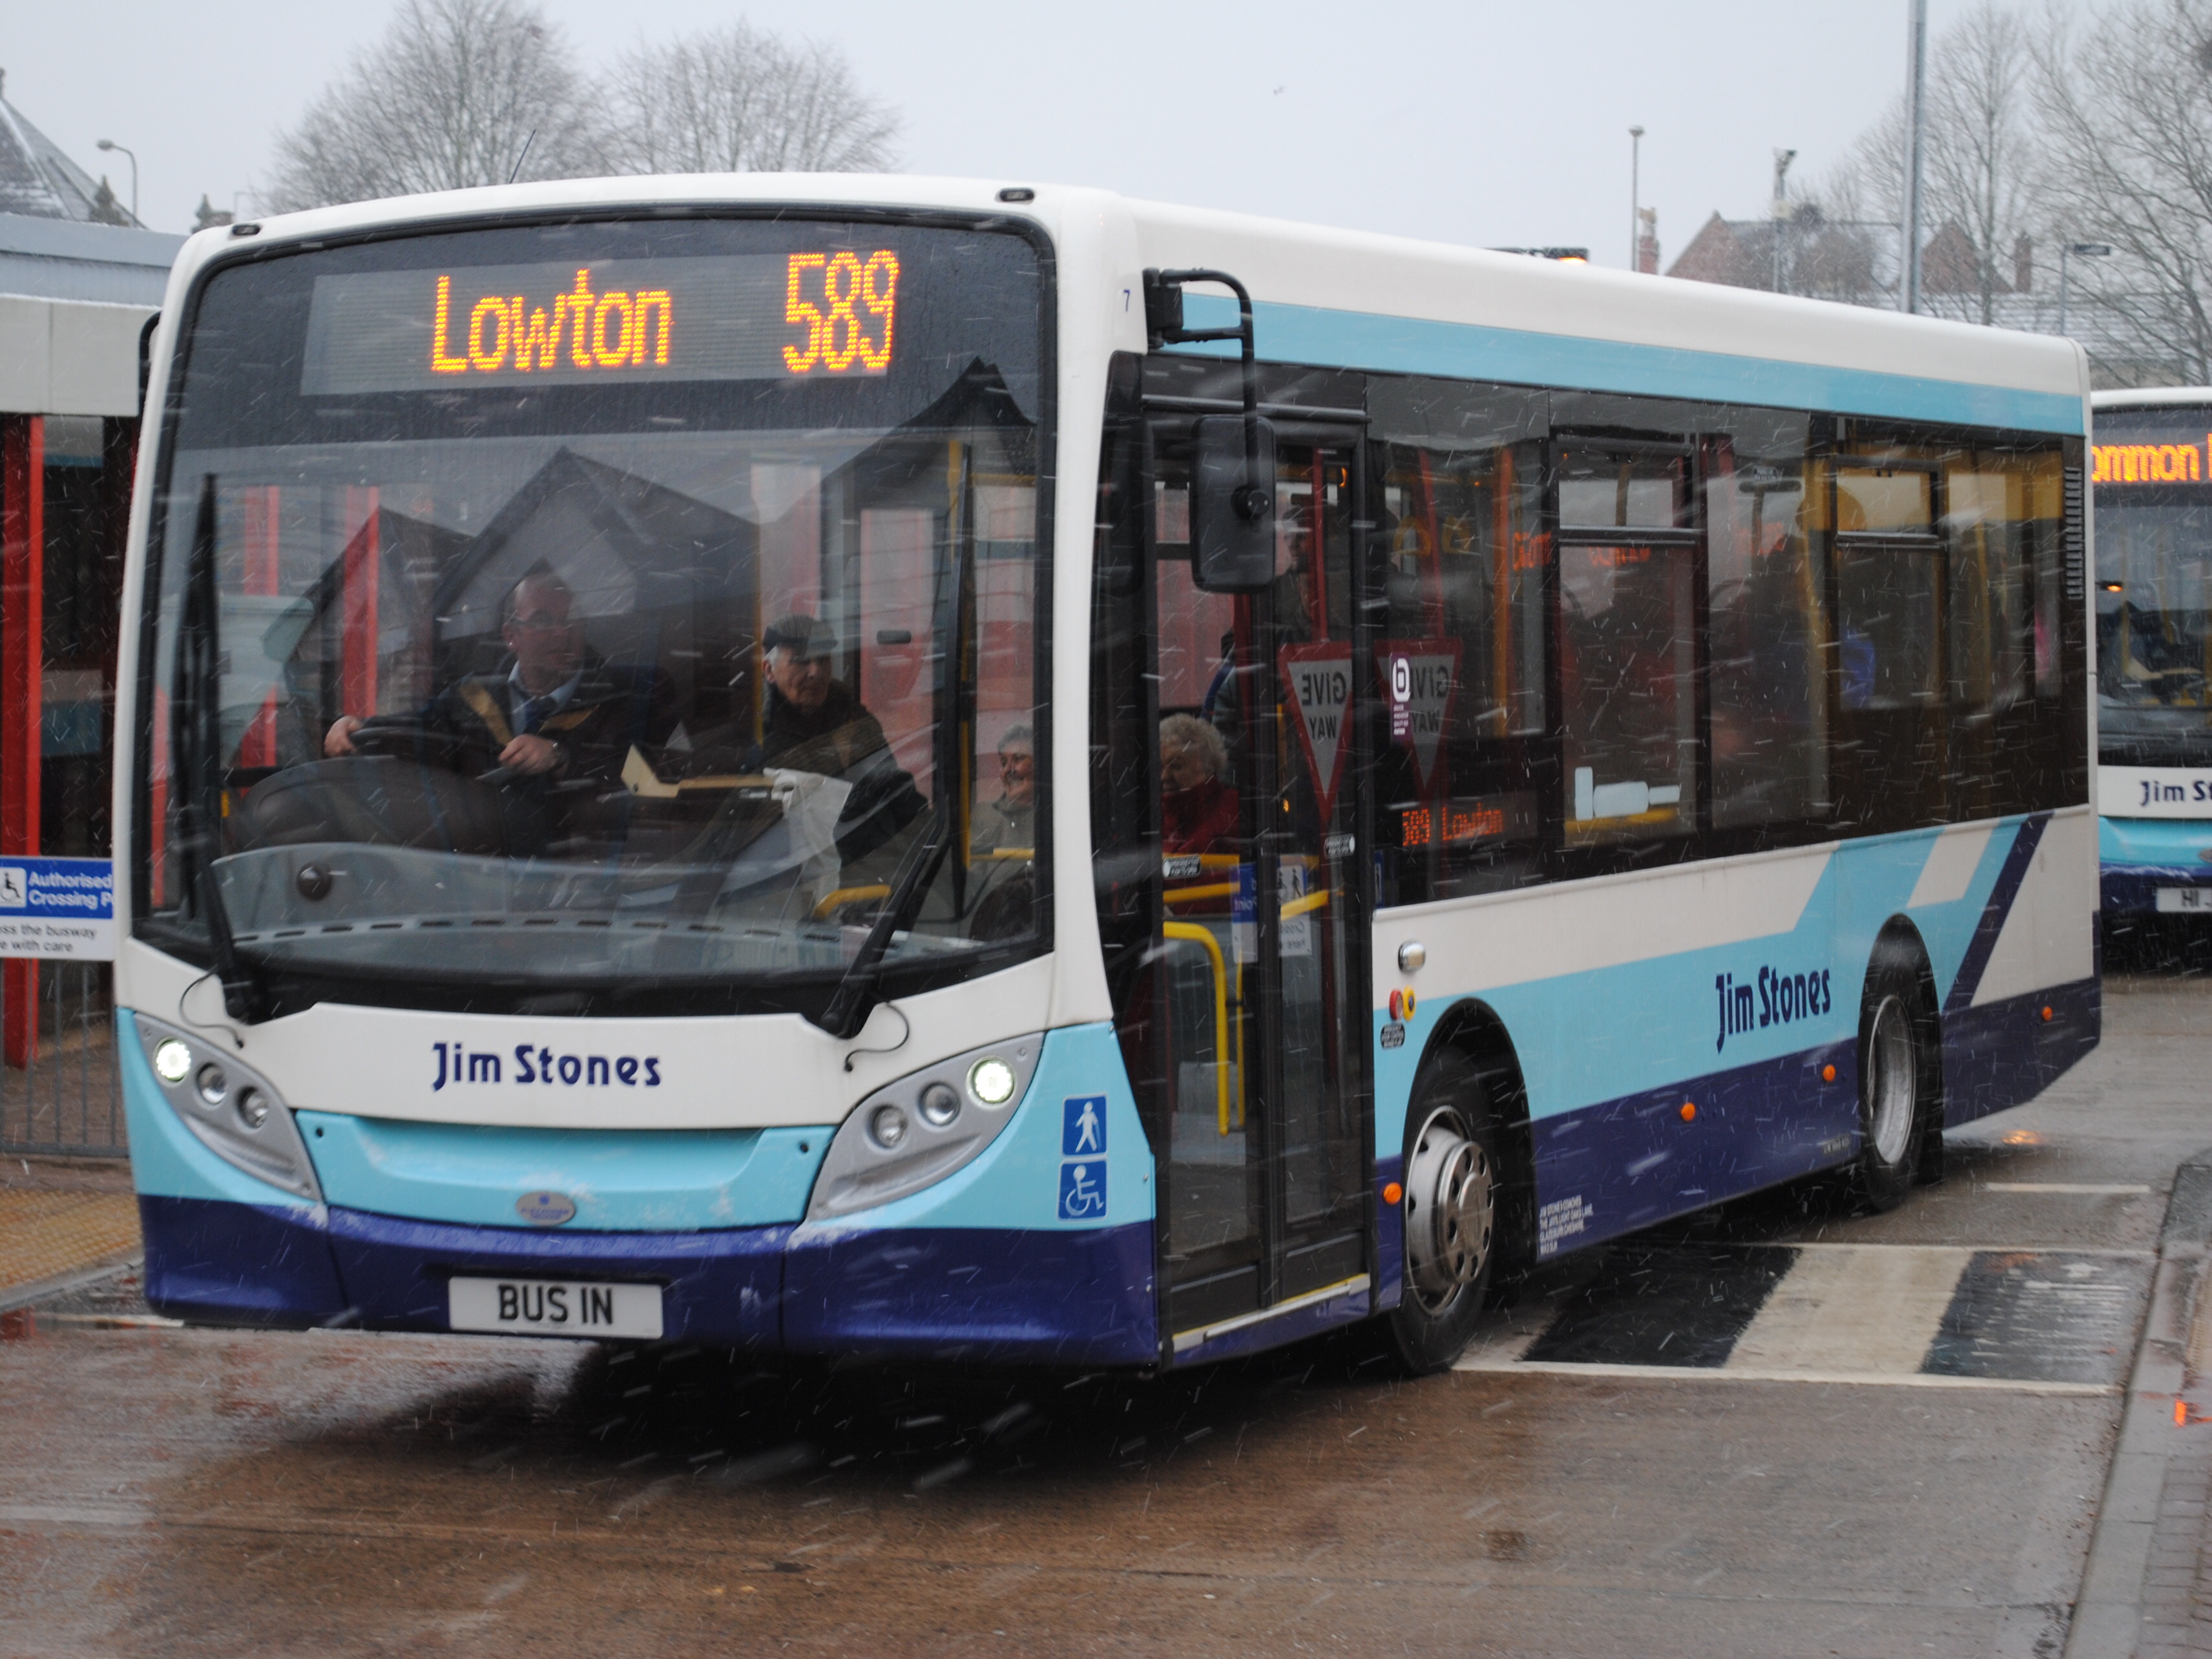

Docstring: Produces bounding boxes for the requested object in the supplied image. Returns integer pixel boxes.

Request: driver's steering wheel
[344,718,482,773]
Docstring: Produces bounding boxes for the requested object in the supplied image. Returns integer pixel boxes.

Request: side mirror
[1191,413,1276,592]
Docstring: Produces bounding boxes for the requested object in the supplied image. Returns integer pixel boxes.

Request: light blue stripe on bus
[297,1112,828,1231]
[1370,818,2030,1149]
[1170,294,2085,435]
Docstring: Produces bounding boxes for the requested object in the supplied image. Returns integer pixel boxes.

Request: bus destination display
[302,250,901,395]
[2093,432,2212,485]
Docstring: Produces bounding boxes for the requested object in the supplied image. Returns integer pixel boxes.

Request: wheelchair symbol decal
[1058,1158,1107,1220]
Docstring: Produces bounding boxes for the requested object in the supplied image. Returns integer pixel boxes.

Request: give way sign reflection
[1278,642,1354,822]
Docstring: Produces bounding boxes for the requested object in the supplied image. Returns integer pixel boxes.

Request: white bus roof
[2093,387,2212,409]
[165,174,2090,435]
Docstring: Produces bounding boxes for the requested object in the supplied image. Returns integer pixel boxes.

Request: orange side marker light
[1680,1102,1697,1123]
[1383,1182,1404,1206]
[1822,1064,1837,1083]
[2041,1006,2054,1022]
[2179,1398,2190,1427]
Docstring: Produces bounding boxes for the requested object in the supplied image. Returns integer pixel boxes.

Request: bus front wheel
[1387,1049,1499,1373]
[1853,955,1937,1212]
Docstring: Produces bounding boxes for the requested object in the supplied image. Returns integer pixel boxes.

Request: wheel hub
[1866,994,1916,1166]
[1404,1108,1494,1313]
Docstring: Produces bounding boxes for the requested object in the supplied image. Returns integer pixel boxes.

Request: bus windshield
[138,216,1049,1014]
[2094,406,2212,767]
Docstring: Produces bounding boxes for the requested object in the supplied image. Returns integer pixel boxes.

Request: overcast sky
[7,0,2005,268]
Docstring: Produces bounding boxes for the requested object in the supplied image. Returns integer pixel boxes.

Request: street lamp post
[96,139,137,224]
[1903,0,1928,312]
[1629,126,1645,272]
[2058,242,2114,337]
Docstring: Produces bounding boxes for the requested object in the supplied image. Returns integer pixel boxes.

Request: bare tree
[1923,4,2039,325]
[1811,3,2040,322]
[598,23,899,176]
[2036,0,2212,383]
[262,0,603,213]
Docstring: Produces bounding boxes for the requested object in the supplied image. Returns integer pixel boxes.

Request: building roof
[0,83,136,225]
[0,78,182,306]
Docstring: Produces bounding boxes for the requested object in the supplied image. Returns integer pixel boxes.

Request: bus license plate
[448,1276,663,1340]
[2156,887,2211,913]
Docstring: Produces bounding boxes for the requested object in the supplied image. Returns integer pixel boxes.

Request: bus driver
[321,567,674,786]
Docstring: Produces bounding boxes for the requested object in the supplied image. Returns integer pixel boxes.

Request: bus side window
[1554,442,1696,850]
[1946,446,2072,820]
[1369,374,1547,904]
[1703,423,1830,832]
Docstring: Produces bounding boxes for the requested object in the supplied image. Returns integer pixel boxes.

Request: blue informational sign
[1058,1158,1107,1220]
[0,857,115,961]
[1061,1094,1107,1158]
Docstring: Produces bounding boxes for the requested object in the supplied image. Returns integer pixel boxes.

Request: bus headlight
[968,1057,1017,1106]
[918,1081,961,1127]
[807,1036,1043,1222]
[131,1014,321,1202]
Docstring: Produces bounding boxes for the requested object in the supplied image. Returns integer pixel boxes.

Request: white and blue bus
[2090,389,2212,932]
[114,178,2097,1373]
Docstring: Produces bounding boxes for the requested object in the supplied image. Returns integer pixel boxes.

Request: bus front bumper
[135,1195,1156,1366]
[2100,817,2212,915]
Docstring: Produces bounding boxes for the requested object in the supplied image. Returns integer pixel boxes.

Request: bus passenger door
[1147,421,1373,1345]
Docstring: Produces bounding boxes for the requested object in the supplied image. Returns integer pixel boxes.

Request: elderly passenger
[1160,713,1239,856]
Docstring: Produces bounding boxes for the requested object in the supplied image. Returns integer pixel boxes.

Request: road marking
[1980,1182,2151,1195]
[1712,1240,2154,1258]
[1452,1356,2118,1394]
[37,1311,183,1330]
[1463,1244,2152,1389]
[1725,1245,1970,1375]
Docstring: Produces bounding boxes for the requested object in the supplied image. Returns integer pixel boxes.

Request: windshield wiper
[811,800,954,1040]
[812,446,973,1042]
[174,475,266,1024]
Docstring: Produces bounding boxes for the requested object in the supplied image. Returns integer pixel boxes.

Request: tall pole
[1903,0,1928,313]
[96,139,138,224]
[1772,149,1797,293]
[1629,126,1645,271]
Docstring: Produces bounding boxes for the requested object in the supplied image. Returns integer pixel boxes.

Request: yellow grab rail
[1163,921,1234,1135]
[1281,886,1331,919]
[811,884,892,921]
[1163,882,1238,906]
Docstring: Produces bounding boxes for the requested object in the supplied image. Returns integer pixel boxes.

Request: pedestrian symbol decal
[1059,1158,1107,1220]
[1063,1094,1106,1156]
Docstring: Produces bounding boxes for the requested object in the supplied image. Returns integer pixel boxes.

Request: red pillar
[240,486,280,765]
[2,416,44,1068]
[342,488,379,718]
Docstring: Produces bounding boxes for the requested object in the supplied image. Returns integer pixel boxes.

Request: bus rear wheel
[1387,1049,1499,1374]
[1853,958,1935,1212]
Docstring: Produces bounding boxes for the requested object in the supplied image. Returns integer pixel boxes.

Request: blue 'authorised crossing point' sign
[0,857,114,961]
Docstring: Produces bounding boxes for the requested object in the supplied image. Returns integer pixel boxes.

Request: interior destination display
[302,249,901,395]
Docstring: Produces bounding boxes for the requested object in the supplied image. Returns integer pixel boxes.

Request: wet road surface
[5,973,2207,1658]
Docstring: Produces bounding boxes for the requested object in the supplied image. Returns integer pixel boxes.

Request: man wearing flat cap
[751,612,926,862]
